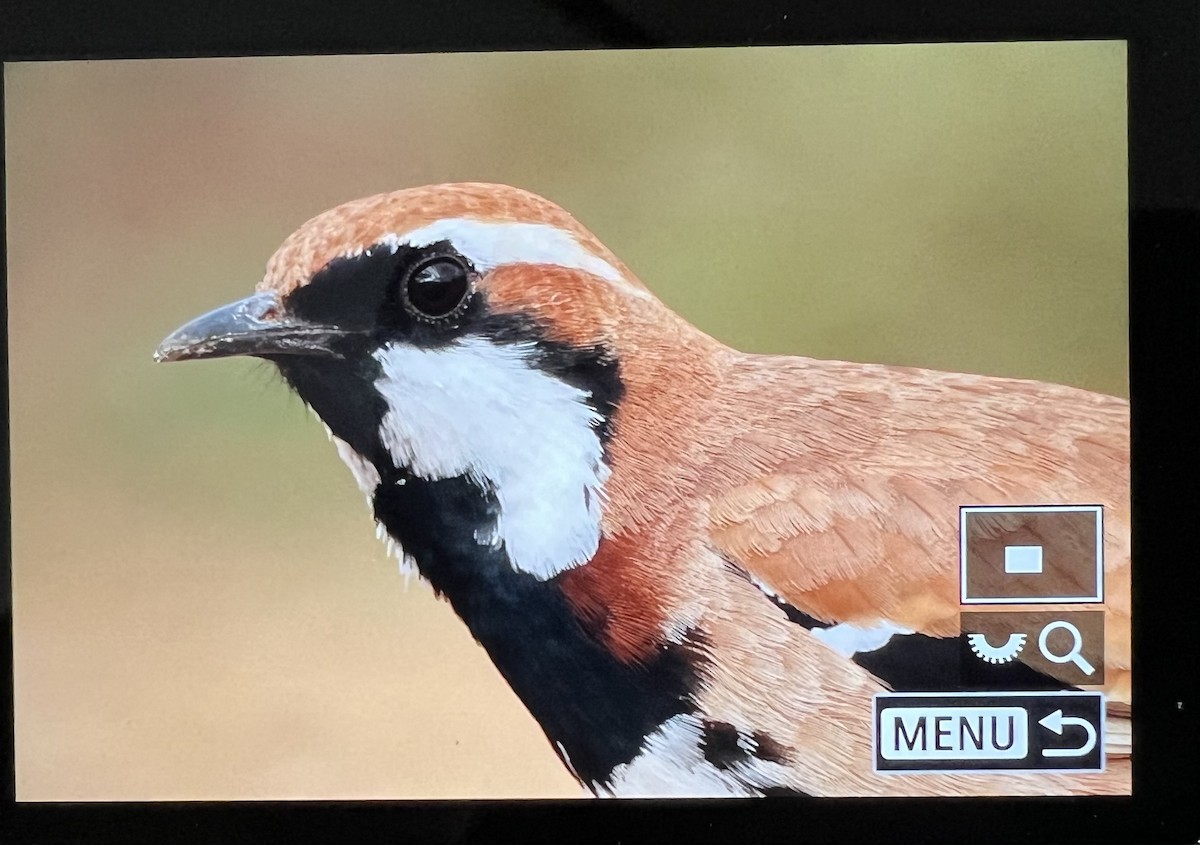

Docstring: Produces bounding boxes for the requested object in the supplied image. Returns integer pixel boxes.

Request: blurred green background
[6,43,1126,800]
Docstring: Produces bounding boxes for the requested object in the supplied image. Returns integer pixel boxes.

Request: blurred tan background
[6,43,1126,800]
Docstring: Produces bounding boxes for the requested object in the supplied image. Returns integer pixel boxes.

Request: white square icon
[1004,545,1044,574]
[960,505,1104,603]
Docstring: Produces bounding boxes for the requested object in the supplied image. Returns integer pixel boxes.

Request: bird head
[156,183,718,582]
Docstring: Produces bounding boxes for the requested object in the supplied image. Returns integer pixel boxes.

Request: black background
[2,1,1198,843]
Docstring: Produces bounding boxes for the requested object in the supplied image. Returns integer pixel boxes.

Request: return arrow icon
[1038,709,1097,757]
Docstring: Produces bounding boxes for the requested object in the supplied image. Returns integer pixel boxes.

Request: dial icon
[967,632,1028,664]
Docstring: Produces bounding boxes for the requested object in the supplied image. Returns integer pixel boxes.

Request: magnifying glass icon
[1038,620,1095,675]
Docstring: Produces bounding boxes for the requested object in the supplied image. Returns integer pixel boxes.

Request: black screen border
[2,2,1197,843]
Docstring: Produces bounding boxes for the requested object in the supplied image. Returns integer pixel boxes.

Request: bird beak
[155,292,347,363]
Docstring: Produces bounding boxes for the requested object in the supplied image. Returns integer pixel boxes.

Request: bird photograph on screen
[156,182,1130,798]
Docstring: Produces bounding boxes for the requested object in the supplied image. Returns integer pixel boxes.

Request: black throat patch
[270,243,673,786]
[372,469,703,788]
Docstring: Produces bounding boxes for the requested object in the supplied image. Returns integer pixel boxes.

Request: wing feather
[698,355,1130,704]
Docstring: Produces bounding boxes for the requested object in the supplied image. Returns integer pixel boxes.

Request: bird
[155,183,1130,798]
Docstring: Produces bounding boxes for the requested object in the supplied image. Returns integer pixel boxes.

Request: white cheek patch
[373,336,610,581]
[373,219,651,300]
[810,621,913,658]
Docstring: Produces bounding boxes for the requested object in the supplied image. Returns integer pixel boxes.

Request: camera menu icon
[874,691,1105,773]
[960,505,1104,603]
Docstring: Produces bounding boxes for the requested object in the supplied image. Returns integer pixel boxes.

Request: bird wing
[701,355,1130,710]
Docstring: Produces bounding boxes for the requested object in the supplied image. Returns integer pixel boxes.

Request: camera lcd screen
[7,42,1129,800]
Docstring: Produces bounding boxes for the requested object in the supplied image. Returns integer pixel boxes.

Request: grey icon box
[873,691,1105,773]
[960,505,1104,604]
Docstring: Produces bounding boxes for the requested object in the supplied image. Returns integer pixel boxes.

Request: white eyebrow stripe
[374,219,651,300]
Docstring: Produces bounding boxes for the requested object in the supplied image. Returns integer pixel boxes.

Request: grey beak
[155,292,347,363]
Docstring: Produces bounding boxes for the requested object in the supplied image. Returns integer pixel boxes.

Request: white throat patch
[371,336,610,580]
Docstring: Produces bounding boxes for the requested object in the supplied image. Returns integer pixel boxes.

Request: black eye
[401,256,472,320]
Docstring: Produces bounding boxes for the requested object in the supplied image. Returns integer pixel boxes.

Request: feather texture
[252,183,1131,795]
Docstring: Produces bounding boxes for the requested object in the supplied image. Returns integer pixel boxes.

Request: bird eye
[401,256,472,320]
